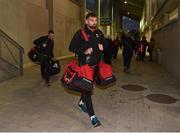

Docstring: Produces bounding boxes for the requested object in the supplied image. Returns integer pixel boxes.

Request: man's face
[86,17,97,29]
[48,33,54,40]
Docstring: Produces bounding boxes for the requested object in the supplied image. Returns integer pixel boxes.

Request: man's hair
[48,30,54,34]
[86,13,97,19]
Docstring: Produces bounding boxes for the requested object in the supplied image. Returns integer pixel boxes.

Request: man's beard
[89,25,97,29]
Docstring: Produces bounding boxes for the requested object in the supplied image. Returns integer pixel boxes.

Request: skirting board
[56,54,75,60]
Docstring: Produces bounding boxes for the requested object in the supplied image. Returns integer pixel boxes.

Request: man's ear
[85,20,88,25]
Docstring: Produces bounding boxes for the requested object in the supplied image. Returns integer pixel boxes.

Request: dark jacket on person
[104,38,114,56]
[121,36,136,58]
[33,35,54,58]
[69,25,107,66]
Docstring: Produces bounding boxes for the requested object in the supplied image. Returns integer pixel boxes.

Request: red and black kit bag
[95,61,116,86]
[61,60,94,92]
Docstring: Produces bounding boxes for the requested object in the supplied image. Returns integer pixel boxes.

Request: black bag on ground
[49,60,61,75]
[28,46,45,64]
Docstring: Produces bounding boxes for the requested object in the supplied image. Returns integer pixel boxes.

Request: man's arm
[33,36,44,46]
[51,42,54,58]
[69,30,88,55]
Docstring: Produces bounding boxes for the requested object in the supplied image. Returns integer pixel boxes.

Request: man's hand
[98,44,104,51]
[84,48,93,55]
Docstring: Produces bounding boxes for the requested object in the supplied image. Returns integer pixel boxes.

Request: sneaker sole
[93,122,101,127]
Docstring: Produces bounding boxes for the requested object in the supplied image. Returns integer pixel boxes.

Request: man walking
[33,30,54,86]
[69,13,106,127]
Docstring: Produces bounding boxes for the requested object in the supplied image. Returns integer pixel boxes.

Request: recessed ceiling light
[127,12,130,14]
[124,1,127,4]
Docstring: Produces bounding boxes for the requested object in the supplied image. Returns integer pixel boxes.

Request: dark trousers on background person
[137,52,144,61]
[113,46,119,59]
[123,55,132,70]
[123,49,133,70]
[149,51,153,61]
[41,57,51,83]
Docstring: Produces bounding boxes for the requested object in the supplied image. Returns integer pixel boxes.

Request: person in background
[33,30,54,86]
[121,32,136,73]
[136,36,148,62]
[113,36,121,59]
[147,38,155,61]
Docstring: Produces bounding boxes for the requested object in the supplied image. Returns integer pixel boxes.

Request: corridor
[0,55,180,131]
[0,0,180,131]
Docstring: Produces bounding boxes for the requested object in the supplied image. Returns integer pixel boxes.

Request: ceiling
[114,0,145,20]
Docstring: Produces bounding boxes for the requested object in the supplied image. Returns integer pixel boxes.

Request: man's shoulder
[76,29,82,32]
[39,35,48,40]
[96,29,103,34]
[74,29,83,36]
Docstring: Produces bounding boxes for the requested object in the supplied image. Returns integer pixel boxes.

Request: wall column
[95,0,100,28]
[46,0,53,30]
[80,0,86,28]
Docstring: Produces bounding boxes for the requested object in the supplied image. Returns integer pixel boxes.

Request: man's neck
[87,25,96,32]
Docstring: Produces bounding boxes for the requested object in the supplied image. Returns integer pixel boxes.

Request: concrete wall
[53,0,81,59]
[153,20,180,81]
[152,0,180,81]
[0,0,82,67]
[140,0,180,81]
[0,0,49,67]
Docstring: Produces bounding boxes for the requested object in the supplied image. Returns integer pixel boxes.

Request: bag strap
[81,29,89,42]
